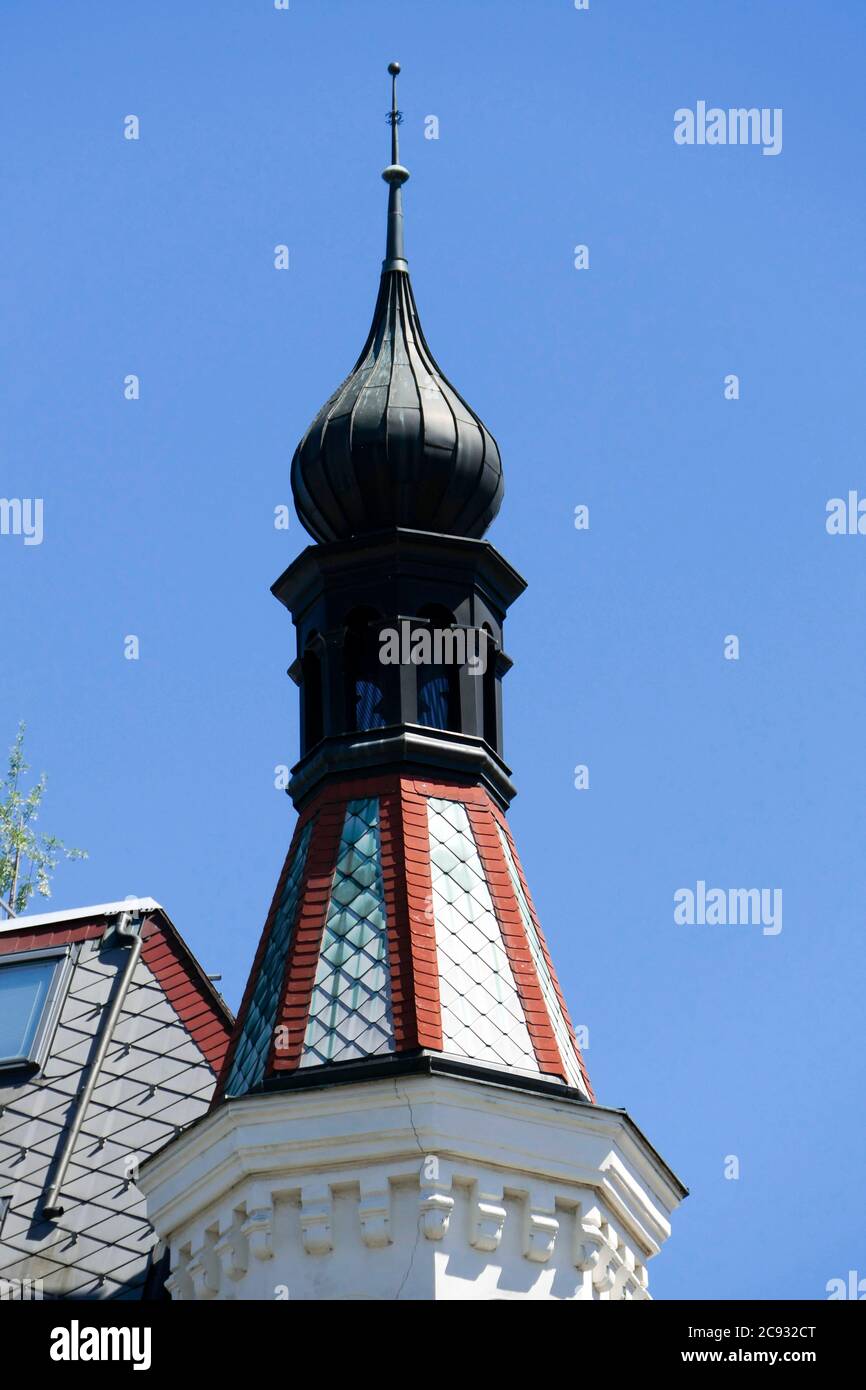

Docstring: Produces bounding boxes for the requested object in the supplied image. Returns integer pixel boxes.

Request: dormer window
[0,947,70,1071]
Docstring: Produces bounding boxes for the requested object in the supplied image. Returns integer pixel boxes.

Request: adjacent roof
[0,897,162,933]
[0,900,234,1299]
[0,899,233,1075]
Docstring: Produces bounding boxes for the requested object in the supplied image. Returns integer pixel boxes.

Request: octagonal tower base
[139,1063,685,1301]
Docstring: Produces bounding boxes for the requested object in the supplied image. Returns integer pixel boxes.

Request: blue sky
[2,0,864,1300]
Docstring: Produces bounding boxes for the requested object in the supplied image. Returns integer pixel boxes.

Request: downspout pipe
[42,911,143,1219]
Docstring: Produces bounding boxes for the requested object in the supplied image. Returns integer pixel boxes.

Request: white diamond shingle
[495,821,589,1095]
[426,798,538,1074]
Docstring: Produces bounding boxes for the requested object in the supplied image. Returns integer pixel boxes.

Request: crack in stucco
[393,1078,424,1300]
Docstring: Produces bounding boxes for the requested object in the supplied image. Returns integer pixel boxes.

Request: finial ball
[388,61,401,76]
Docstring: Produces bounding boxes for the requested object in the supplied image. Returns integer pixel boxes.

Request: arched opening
[344,607,386,732]
[482,624,498,752]
[301,636,324,753]
[416,604,460,733]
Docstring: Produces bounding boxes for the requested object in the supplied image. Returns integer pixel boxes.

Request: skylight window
[0,949,69,1070]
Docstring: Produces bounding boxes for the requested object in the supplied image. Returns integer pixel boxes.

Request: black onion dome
[291,271,503,543]
[291,64,504,545]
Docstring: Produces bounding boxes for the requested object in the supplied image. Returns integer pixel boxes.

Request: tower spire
[141,60,686,1303]
[382,60,409,272]
[387,59,402,166]
[291,56,503,547]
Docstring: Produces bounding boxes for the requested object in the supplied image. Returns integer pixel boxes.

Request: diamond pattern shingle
[426,797,538,1073]
[300,798,394,1067]
[223,820,313,1096]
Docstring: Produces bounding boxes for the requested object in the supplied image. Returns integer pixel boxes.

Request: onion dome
[291,63,504,545]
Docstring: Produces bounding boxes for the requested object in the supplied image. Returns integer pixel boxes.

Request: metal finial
[381,61,409,273]
[387,61,403,165]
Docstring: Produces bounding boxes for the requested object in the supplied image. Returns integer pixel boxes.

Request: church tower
[139,65,685,1301]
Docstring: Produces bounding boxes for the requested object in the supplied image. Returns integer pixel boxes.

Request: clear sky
[3,0,864,1301]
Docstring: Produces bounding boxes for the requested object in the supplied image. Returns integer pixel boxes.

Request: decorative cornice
[160,1169,659,1302]
[299,1185,332,1255]
[271,530,526,620]
[288,728,517,811]
[139,1071,686,1260]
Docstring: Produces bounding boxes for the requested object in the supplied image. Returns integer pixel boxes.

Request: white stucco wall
[140,1071,685,1301]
